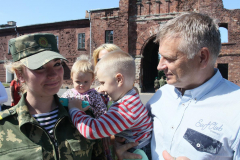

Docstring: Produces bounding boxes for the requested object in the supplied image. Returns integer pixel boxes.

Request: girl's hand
[68,98,90,111]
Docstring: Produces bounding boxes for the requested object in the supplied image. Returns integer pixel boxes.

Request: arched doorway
[141,37,159,93]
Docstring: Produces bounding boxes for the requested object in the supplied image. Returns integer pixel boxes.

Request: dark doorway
[217,63,228,79]
[141,38,159,93]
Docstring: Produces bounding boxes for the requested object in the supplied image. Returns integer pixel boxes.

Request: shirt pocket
[67,139,95,159]
[67,139,87,151]
[0,145,42,160]
[183,128,222,154]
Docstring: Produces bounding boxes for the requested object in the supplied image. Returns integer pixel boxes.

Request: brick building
[0,0,239,92]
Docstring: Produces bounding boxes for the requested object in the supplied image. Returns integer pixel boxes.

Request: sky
[0,0,239,42]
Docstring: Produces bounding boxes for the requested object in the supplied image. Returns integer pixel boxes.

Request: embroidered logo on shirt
[195,119,223,135]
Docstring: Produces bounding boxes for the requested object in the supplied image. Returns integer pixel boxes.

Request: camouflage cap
[9,33,67,70]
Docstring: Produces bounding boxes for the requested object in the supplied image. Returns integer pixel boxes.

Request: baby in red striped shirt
[69,50,153,160]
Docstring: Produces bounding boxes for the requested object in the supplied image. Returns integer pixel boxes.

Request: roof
[89,7,119,12]
[0,18,89,31]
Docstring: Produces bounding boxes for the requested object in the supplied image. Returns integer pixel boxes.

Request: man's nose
[157,57,167,71]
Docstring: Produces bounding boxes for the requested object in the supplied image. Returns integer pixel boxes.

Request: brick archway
[135,25,160,92]
[136,25,159,56]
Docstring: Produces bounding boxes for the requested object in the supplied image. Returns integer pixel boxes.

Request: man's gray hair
[155,12,221,65]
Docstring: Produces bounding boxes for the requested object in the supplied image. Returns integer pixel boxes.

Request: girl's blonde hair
[4,61,27,93]
[92,44,121,66]
[71,55,94,79]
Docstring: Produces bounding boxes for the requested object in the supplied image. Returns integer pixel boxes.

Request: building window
[217,63,228,79]
[78,33,85,49]
[105,30,113,43]
[219,23,228,43]
[219,27,228,43]
[55,36,59,48]
[8,41,11,55]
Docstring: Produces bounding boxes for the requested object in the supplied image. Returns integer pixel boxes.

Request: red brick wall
[0,20,90,87]
[0,0,240,88]
[0,32,18,82]
[90,0,129,52]
[127,0,240,87]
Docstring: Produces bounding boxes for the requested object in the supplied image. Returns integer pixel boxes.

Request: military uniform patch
[38,37,48,47]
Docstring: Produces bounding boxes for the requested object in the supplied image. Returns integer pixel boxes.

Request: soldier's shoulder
[0,106,18,121]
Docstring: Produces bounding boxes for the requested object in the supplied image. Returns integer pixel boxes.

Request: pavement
[3,88,154,106]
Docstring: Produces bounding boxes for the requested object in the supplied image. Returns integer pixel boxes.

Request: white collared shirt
[147,69,240,160]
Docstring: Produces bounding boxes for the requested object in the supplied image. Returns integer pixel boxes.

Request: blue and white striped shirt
[33,107,59,138]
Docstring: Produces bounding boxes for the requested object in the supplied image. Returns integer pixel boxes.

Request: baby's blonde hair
[71,55,94,79]
[92,44,121,66]
[95,50,135,84]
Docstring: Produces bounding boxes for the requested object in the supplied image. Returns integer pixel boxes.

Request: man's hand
[114,136,142,160]
[102,137,110,151]
[68,98,90,111]
[162,150,190,160]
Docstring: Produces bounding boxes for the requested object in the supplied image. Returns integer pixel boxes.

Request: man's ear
[198,47,210,69]
[115,73,124,86]
[15,71,25,83]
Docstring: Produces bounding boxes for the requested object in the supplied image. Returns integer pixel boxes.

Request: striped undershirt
[32,107,59,138]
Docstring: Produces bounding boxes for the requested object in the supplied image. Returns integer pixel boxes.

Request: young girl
[61,55,107,118]
[61,55,111,159]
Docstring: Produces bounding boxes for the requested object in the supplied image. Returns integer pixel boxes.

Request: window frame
[55,35,59,48]
[78,33,85,49]
[8,41,11,55]
[105,30,114,44]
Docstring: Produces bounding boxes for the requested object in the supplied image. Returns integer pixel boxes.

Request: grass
[2,83,10,88]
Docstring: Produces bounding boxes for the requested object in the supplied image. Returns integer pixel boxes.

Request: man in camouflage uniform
[0,33,106,160]
[159,76,166,88]
[154,77,160,92]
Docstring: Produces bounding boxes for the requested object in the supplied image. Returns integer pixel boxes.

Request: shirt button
[171,126,174,129]
[196,143,200,147]
[182,104,185,106]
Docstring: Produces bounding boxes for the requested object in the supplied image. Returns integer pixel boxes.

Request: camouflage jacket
[0,93,106,160]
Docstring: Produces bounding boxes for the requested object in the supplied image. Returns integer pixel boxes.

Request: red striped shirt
[70,89,153,143]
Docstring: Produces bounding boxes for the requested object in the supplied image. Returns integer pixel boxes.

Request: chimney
[7,21,16,26]
[85,10,89,19]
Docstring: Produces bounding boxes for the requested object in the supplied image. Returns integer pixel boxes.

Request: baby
[69,51,153,160]
[61,55,107,118]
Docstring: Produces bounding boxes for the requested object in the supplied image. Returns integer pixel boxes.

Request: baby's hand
[68,98,90,112]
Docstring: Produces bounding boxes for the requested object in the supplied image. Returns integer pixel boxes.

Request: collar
[113,88,137,104]
[173,69,223,102]
[16,93,69,129]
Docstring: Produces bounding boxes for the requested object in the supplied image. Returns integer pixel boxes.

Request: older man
[115,12,240,160]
